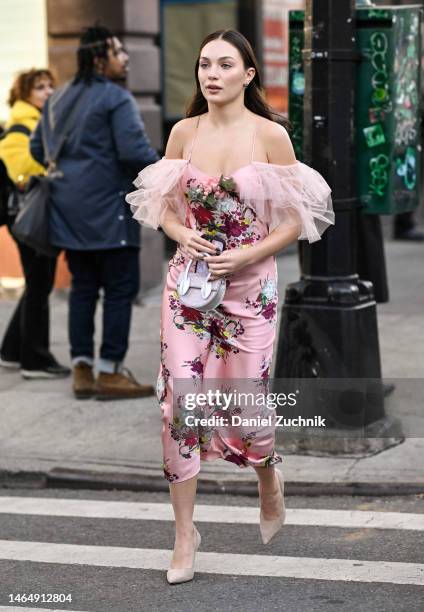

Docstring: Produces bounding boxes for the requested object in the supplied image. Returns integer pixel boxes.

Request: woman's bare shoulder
[256,117,296,165]
[166,116,202,158]
[170,116,204,140]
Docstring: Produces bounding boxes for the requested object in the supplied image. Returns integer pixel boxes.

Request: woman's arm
[206,122,301,279]
[1,129,45,185]
[160,120,217,258]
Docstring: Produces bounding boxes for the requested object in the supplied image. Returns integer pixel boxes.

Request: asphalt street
[0,488,423,612]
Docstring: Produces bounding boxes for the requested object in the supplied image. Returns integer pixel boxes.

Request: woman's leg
[15,241,57,369]
[169,474,199,569]
[253,465,283,520]
[159,270,212,569]
[200,308,283,521]
[0,296,23,363]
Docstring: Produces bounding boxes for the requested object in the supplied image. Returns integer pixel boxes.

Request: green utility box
[288,6,422,214]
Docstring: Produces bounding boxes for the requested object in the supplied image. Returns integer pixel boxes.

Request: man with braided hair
[31,25,160,400]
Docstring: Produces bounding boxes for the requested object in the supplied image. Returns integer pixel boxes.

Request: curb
[1,468,423,497]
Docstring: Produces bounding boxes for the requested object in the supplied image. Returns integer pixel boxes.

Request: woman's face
[198,39,255,105]
[27,76,54,110]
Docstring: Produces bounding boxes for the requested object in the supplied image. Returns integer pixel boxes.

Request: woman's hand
[204,249,252,280]
[178,227,218,260]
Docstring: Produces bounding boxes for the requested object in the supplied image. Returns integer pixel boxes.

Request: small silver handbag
[177,239,226,312]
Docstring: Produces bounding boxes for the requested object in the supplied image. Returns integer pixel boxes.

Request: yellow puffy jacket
[0,100,46,187]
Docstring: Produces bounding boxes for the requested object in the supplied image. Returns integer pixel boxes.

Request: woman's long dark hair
[186,29,289,130]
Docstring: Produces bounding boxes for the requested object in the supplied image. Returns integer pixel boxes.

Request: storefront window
[161,0,237,120]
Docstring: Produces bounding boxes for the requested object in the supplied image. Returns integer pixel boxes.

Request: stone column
[46,0,164,294]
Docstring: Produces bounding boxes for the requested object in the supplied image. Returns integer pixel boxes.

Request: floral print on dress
[158,164,284,482]
[185,176,261,250]
[253,354,273,395]
[194,387,244,454]
[163,458,179,482]
[157,341,171,404]
[223,439,281,469]
[168,250,186,272]
[245,276,278,324]
[169,395,200,460]
[182,355,204,381]
[260,355,272,380]
[169,292,245,362]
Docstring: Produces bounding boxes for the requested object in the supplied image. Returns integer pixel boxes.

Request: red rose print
[191,360,204,374]
[193,206,214,225]
[180,305,203,322]
[262,302,276,320]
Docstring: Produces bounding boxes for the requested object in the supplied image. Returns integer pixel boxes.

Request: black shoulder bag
[0,124,31,227]
[11,87,89,257]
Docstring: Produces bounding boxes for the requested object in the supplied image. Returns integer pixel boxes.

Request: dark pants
[1,238,57,369]
[66,248,140,364]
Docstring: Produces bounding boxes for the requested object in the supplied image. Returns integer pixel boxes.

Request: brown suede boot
[73,363,96,399]
[95,368,155,401]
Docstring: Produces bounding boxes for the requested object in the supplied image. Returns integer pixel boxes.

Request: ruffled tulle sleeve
[125,157,188,230]
[240,161,334,243]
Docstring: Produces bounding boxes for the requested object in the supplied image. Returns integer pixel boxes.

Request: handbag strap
[5,124,32,137]
[179,257,216,299]
[179,258,194,295]
[42,84,91,171]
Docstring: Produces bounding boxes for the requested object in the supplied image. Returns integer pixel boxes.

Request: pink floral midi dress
[126,120,334,483]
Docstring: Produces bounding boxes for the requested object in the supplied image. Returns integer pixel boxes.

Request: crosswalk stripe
[0,608,89,612]
[0,540,422,585]
[0,497,423,531]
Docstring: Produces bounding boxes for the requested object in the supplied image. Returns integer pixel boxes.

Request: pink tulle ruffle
[239,160,334,242]
[126,158,188,230]
[126,157,334,243]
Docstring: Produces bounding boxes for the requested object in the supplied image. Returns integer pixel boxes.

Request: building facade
[0,0,306,289]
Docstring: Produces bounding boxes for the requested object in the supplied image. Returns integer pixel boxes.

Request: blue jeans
[66,248,140,368]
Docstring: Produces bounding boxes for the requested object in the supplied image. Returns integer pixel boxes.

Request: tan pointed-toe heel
[167,526,201,585]
[259,469,286,545]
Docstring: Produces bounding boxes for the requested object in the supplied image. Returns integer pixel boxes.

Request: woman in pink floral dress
[127,29,334,584]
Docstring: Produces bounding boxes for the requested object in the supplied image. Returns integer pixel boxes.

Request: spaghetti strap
[251,123,257,163]
[188,116,201,162]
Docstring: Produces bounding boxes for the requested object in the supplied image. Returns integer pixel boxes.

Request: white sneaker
[21,364,71,379]
[0,357,20,370]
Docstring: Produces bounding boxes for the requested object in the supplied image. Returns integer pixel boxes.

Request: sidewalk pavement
[0,238,423,496]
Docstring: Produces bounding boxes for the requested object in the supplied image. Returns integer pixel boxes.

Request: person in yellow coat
[0,69,70,379]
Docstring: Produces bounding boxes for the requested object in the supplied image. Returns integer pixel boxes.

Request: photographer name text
[184,414,326,427]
